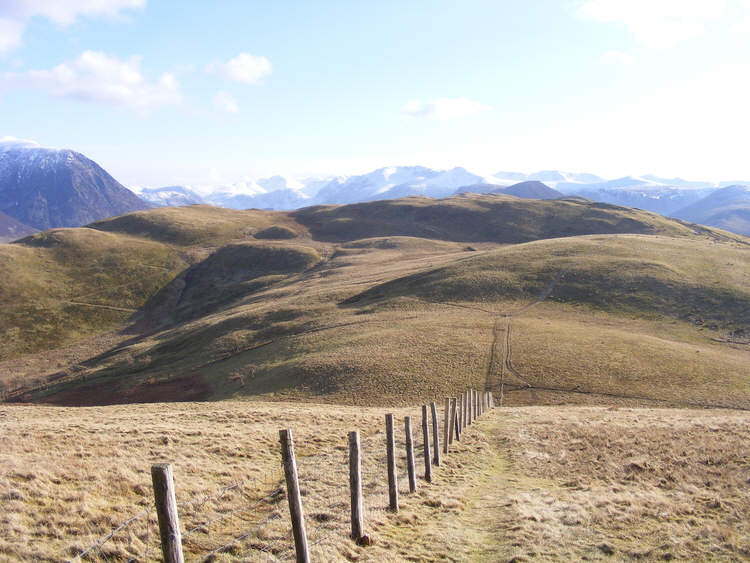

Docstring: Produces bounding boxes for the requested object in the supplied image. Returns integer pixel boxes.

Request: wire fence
[67,391,493,562]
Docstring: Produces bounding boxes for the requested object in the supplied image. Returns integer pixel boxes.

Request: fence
[67,389,494,562]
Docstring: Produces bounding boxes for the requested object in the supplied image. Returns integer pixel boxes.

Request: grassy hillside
[291,193,727,242]
[2,196,749,408]
[0,228,185,360]
[348,234,750,330]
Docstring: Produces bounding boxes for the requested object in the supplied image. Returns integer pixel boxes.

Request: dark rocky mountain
[0,210,36,242]
[0,142,148,230]
[495,180,562,199]
[672,185,750,235]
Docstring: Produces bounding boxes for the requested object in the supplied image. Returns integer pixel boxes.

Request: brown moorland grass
[1,401,747,561]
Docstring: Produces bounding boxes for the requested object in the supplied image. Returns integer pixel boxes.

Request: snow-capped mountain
[136,185,205,207]
[204,175,317,211]
[314,166,493,204]
[557,177,716,215]
[493,170,604,187]
[0,139,148,230]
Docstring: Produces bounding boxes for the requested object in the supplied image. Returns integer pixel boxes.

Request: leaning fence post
[385,414,399,512]
[279,429,310,563]
[405,416,417,493]
[421,405,432,482]
[348,431,364,542]
[151,463,184,563]
[430,401,440,466]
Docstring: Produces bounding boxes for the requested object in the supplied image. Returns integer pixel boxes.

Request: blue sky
[2,0,750,187]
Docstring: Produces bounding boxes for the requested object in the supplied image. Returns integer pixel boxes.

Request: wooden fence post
[405,417,417,493]
[443,398,450,454]
[279,429,310,563]
[430,401,440,466]
[458,392,464,433]
[464,390,469,427]
[454,403,461,442]
[448,397,457,445]
[468,390,473,424]
[348,431,364,541]
[421,405,432,482]
[385,414,399,512]
[151,463,184,563]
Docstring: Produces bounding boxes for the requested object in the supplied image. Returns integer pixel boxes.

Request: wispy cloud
[0,0,144,53]
[578,0,725,49]
[213,90,239,113]
[206,53,272,85]
[603,50,635,64]
[4,50,181,110]
[401,97,492,120]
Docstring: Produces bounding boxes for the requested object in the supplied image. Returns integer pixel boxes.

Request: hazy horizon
[3,1,750,186]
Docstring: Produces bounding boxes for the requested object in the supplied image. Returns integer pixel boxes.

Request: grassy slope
[0,228,186,360]
[291,193,716,242]
[1,196,749,407]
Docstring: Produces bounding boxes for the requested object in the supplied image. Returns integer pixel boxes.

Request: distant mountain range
[2,140,750,240]
[0,140,148,236]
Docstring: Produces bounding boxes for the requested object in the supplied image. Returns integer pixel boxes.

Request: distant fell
[0,211,36,242]
[494,180,562,199]
[0,143,148,230]
[672,185,750,236]
[291,193,711,243]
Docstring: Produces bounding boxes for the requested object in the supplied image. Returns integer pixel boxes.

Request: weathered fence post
[151,463,184,563]
[405,416,417,493]
[454,402,461,442]
[279,429,310,563]
[348,431,364,541]
[421,405,432,482]
[468,389,473,424]
[448,397,457,445]
[385,414,399,512]
[464,390,469,427]
[443,398,450,454]
[458,392,464,433]
[430,401,440,466]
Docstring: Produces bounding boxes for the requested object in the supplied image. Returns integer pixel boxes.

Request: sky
[2,0,750,188]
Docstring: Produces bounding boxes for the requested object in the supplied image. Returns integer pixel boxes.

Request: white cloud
[213,90,239,113]
[0,136,40,149]
[0,0,144,53]
[578,0,725,49]
[401,97,493,120]
[4,50,181,109]
[602,50,635,64]
[206,53,272,85]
